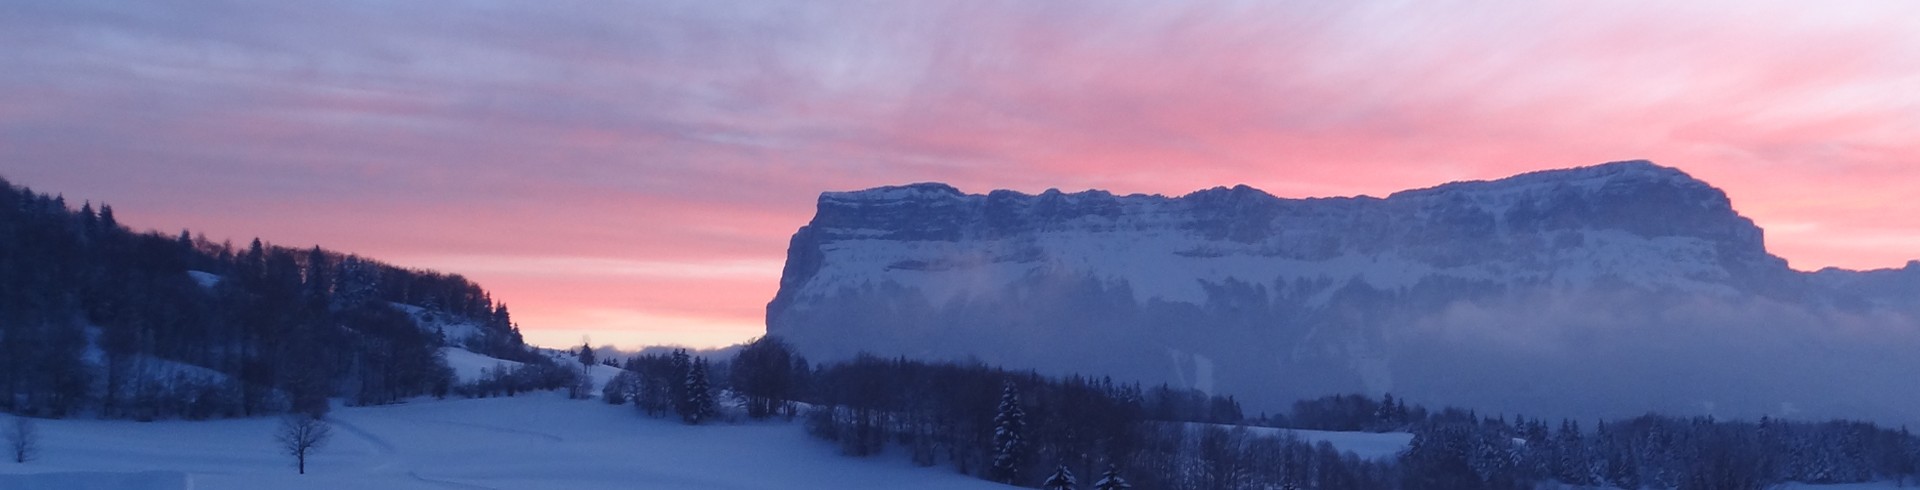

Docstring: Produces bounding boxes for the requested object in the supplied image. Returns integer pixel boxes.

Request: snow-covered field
[1282,428,1414,461]
[5,394,1909,490]
[2,342,1900,490]
[441,347,523,382]
[0,393,1005,490]
[1779,483,1910,490]
[1180,422,1415,461]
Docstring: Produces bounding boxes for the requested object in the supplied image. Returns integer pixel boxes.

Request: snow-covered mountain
[767,161,1920,424]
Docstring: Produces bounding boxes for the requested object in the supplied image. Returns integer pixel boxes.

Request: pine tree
[1093,465,1132,490]
[669,349,692,416]
[569,340,597,400]
[992,382,1027,484]
[683,357,716,425]
[98,203,116,230]
[1376,393,1404,430]
[632,355,673,417]
[1044,464,1077,490]
[1556,419,1589,486]
[78,202,97,237]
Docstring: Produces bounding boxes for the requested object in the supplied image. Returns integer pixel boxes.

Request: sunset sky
[3,1,1916,349]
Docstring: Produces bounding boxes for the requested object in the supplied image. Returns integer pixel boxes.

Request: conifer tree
[683,357,716,425]
[78,202,97,236]
[98,203,116,230]
[1556,419,1589,485]
[669,349,692,416]
[569,340,597,400]
[1043,465,1076,490]
[1093,465,1132,490]
[992,382,1027,484]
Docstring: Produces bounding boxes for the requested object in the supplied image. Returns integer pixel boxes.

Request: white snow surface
[803,228,1738,307]
[1275,428,1413,461]
[793,163,1748,308]
[2,394,1901,489]
[1182,423,1414,461]
[0,393,1007,490]
[185,271,221,289]
[1778,483,1912,489]
[0,471,190,490]
[391,303,486,344]
[440,347,521,383]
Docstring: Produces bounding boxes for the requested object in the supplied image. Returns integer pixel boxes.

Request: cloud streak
[2,0,1916,347]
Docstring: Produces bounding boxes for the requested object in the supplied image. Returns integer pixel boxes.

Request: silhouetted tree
[669,350,692,416]
[731,336,795,419]
[577,341,596,367]
[683,358,716,425]
[276,414,331,475]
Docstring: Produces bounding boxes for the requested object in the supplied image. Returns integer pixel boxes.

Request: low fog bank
[1390,291,1920,426]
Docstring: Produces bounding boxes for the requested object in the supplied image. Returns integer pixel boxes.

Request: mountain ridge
[767,160,1920,425]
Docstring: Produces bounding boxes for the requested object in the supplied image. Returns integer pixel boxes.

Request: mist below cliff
[767,161,1920,425]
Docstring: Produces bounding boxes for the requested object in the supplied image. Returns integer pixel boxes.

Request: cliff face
[766,161,1920,424]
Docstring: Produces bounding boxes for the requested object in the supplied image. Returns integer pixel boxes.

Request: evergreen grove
[606,337,1920,489]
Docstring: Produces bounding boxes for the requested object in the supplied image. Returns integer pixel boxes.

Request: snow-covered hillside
[0,393,1007,490]
[441,347,522,383]
[392,303,488,345]
[767,160,1920,425]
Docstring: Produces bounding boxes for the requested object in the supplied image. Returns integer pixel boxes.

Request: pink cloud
[4,1,1917,347]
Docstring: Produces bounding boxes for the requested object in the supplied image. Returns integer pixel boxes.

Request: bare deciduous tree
[276,414,331,474]
[6,416,36,464]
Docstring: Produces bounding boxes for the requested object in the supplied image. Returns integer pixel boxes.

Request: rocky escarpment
[766,160,1920,424]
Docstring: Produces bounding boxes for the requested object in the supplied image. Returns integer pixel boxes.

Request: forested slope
[0,177,536,419]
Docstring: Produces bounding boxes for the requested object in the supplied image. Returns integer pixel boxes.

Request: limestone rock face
[767,160,1920,424]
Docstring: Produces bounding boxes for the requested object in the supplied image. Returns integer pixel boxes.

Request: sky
[2,1,1916,350]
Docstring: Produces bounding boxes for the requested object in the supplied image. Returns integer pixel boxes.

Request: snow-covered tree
[1093,465,1132,490]
[992,382,1027,484]
[1556,420,1589,486]
[1044,464,1077,490]
[333,255,380,309]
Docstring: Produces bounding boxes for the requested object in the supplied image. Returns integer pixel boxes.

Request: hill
[0,176,545,419]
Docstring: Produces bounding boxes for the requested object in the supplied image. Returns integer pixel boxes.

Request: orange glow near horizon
[3,2,1917,349]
